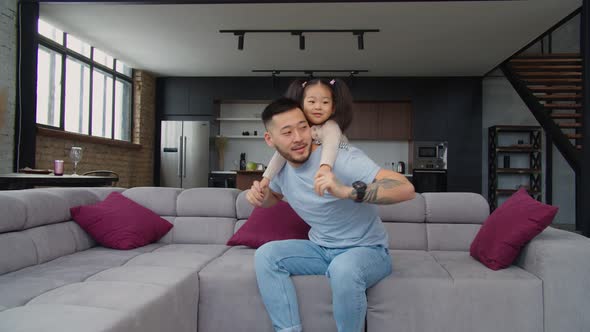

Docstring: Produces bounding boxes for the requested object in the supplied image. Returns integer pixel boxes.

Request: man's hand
[246,180,270,207]
[314,169,351,199]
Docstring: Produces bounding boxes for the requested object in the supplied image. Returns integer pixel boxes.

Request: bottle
[396,161,406,174]
[239,153,246,170]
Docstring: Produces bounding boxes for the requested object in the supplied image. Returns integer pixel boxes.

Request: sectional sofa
[0,186,589,332]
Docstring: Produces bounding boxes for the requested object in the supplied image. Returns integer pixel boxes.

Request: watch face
[353,181,366,189]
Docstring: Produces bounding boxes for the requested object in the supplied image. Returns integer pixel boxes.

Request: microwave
[413,141,448,169]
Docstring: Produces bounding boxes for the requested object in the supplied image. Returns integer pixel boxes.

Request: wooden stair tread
[511,53,581,58]
[509,58,581,64]
[518,72,581,76]
[536,94,582,100]
[551,113,582,119]
[528,86,582,92]
[558,123,583,128]
[567,134,583,139]
[576,145,582,149]
[512,65,582,70]
[524,78,582,84]
[542,103,582,108]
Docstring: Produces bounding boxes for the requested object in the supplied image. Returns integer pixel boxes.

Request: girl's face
[302,83,335,125]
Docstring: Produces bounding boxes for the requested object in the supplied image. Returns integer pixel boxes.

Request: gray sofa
[0,187,589,332]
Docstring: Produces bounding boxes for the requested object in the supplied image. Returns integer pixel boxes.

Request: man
[247,98,415,332]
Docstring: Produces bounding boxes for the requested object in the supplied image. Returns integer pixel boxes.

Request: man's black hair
[261,97,302,128]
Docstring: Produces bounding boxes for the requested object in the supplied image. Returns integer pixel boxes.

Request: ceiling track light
[252,69,369,78]
[220,29,378,50]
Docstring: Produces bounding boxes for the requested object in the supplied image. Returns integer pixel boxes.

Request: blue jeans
[254,239,392,332]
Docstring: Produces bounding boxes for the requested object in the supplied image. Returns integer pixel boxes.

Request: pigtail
[284,79,306,102]
[329,78,353,132]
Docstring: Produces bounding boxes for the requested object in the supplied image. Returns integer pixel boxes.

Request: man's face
[265,108,312,166]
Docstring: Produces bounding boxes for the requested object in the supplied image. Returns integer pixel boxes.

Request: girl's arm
[262,151,287,181]
[317,119,343,169]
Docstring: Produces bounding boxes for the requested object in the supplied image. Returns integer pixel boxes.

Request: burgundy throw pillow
[470,188,558,270]
[227,200,310,249]
[70,192,173,250]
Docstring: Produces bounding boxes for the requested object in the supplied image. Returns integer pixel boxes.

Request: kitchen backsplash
[221,139,409,173]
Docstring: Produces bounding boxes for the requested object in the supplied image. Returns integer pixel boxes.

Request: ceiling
[39,0,582,77]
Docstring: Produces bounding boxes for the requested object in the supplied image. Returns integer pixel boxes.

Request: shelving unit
[488,125,543,211]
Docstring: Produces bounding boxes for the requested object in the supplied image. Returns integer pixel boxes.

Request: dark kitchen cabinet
[347,102,412,140]
[159,78,213,116]
[161,78,190,115]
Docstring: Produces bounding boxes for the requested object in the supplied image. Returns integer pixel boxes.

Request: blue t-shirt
[269,145,389,248]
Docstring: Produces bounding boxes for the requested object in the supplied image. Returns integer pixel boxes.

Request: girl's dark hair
[284,78,353,132]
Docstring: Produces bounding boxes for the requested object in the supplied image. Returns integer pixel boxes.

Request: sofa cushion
[227,201,310,249]
[378,193,425,223]
[198,247,338,332]
[0,304,135,332]
[0,244,162,310]
[426,223,481,251]
[70,192,173,250]
[470,188,558,270]
[366,250,542,332]
[123,187,182,217]
[126,244,229,270]
[0,193,27,232]
[177,188,241,218]
[0,232,37,275]
[423,192,489,224]
[27,281,182,332]
[167,217,236,245]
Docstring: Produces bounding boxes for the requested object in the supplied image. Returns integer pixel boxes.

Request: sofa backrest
[0,187,124,275]
[234,190,490,251]
[0,186,490,277]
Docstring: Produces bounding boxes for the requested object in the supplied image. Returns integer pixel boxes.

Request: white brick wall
[0,0,17,173]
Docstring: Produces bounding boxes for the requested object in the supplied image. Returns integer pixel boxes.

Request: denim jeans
[254,239,392,332]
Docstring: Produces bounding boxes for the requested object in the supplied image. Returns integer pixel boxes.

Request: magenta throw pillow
[470,188,558,270]
[227,200,310,249]
[70,192,173,250]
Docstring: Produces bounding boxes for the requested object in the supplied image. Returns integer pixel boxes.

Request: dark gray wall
[156,76,483,193]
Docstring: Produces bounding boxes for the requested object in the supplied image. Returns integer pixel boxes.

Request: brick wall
[0,0,16,173]
[35,70,156,188]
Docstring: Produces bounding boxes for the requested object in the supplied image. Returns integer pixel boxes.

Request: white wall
[217,103,410,173]
[482,71,575,225]
[0,0,17,173]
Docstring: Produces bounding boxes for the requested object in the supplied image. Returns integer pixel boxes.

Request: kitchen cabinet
[236,170,264,191]
[159,78,212,116]
[346,102,412,140]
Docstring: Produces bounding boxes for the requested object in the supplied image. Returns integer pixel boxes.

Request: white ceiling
[39,1,581,77]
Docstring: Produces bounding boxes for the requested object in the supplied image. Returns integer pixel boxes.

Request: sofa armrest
[515,227,590,332]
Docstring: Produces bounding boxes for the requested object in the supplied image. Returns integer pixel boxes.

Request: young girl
[259,78,354,193]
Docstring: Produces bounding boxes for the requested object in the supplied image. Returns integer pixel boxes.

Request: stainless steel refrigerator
[160,120,210,188]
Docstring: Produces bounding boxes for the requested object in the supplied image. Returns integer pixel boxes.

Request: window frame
[37,29,134,142]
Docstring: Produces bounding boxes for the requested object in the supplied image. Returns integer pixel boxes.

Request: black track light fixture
[220,29,378,51]
[291,32,305,50]
[353,31,364,50]
[234,32,245,50]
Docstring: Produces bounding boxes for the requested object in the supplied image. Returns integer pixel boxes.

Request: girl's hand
[313,165,332,195]
[314,169,351,199]
[259,177,270,190]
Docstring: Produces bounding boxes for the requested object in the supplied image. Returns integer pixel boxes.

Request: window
[36,19,134,142]
[36,45,62,127]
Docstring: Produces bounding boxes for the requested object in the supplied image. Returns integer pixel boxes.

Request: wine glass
[69,147,83,176]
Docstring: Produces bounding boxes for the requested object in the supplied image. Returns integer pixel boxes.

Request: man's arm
[350,169,416,204]
[314,168,415,204]
[246,180,284,208]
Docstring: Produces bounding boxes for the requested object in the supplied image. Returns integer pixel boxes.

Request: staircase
[501,53,583,172]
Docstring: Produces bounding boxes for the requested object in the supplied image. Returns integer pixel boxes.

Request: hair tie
[329,79,336,85]
[301,81,307,88]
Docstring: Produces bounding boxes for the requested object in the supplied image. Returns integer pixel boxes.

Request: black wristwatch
[352,181,367,203]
